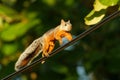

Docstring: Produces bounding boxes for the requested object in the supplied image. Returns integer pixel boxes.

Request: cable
[2,10,120,80]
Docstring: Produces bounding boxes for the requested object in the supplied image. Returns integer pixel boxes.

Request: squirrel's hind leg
[41,41,55,64]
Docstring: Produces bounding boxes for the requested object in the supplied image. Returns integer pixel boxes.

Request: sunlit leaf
[99,0,119,6]
[84,9,106,25]
[94,0,108,11]
[84,0,108,25]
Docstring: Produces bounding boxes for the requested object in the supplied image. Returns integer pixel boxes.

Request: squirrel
[15,19,72,71]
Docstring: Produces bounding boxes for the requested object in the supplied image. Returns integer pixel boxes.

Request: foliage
[84,0,120,25]
[0,0,120,80]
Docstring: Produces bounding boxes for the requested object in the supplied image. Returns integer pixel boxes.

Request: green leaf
[65,0,74,6]
[1,0,16,6]
[99,0,119,6]
[84,9,106,25]
[0,4,21,23]
[0,4,17,17]
[0,19,40,41]
[51,64,68,74]
[42,0,56,6]
[1,43,18,55]
[84,0,108,25]
[94,0,108,11]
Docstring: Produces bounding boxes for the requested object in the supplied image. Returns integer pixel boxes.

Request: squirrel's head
[60,19,72,31]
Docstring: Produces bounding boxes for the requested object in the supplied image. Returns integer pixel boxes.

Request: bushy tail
[15,38,43,71]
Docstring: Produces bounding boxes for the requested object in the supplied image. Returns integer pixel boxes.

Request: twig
[2,10,120,80]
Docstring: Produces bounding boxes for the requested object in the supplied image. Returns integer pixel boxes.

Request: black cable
[2,10,120,80]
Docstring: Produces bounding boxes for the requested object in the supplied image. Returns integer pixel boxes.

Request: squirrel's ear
[67,20,70,23]
[61,19,65,24]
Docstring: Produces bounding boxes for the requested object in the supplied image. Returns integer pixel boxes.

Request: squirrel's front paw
[44,53,49,57]
[41,60,45,64]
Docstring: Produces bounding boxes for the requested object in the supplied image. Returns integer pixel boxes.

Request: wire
[2,10,120,80]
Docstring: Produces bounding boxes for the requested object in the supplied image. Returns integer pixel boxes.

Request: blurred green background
[0,0,120,80]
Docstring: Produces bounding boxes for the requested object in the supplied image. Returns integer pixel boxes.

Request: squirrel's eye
[65,24,67,26]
